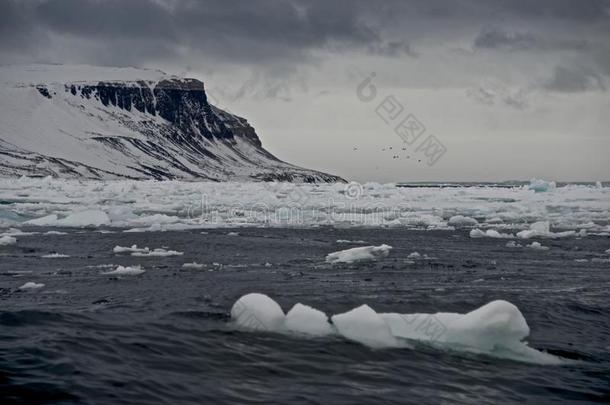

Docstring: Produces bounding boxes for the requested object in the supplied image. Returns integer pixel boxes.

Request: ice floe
[516,221,576,239]
[113,244,149,254]
[182,262,206,269]
[448,215,478,227]
[326,244,392,264]
[41,253,70,258]
[230,293,563,364]
[131,248,183,257]
[0,235,16,246]
[285,303,335,337]
[526,242,549,251]
[102,265,145,276]
[19,281,44,290]
[470,229,514,239]
[528,178,556,193]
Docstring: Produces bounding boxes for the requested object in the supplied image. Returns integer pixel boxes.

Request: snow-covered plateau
[0,177,608,234]
[0,64,342,182]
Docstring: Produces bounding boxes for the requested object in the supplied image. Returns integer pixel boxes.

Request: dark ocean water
[1,228,609,404]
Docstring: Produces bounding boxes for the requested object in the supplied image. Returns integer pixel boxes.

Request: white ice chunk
[230,294,563,364]
[285,303,335,337]
[0,235,17,246]
[526,241,549,251]
[19,282,45,290]
[102,265,145,276]
[448,215,478,227]
[516,221,575,239]
[25,214,58,226]
[44,231,67,235]
[331,305,398,348]
[113,244,149,253]
[182,262,205,269]
[57,210,110,227]
[41,253,70,258]
[470,229,514,239]
[326,244,392,264]
[131,248,183,257]
[528,178,556,192]
[231,293,285,332]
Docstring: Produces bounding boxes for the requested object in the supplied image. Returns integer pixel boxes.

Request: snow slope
[0,64,343,182]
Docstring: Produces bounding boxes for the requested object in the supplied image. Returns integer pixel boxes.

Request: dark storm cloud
[474,29,589,52]
[1,0,609,93]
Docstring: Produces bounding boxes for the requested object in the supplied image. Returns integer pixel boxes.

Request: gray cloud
[1,0,609,96]
[2,0,608,65]
[544,66,607,92]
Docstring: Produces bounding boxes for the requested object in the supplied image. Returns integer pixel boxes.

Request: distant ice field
[1,177,608,235]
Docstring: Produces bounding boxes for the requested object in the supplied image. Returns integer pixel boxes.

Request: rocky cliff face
[0,65,343,182]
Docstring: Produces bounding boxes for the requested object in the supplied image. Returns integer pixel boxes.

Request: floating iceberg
[528,178,556,193]
[19,282,44,290]
[131,248,183,257]
[470,229,514,239]
[41,253,70,258]
[516,221,576,239]
[0,235,16,246]
[325,244,392,264]
[113,244,150,254]
[526,242,549,251]
[102,265,145,276]
[285,303,335,337]
[182,262,206,269]
[230,293,563,364]
[448,215,478,227]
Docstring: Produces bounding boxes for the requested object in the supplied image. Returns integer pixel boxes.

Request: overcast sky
[2,0,609,182]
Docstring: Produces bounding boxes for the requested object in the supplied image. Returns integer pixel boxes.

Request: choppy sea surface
[1,227,609,404]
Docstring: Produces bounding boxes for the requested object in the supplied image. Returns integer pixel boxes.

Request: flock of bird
[352,146,422,162]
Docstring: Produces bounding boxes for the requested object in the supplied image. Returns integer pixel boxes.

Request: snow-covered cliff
[0,64,343,182]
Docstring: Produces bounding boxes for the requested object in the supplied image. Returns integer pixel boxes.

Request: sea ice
[516,221,575,239]
[102,265,145,276]
[325,244,392,264]
[505,241,522,248]
[231,293,285,332]
[230,294,562,364]
[182,262,206,269]
[332,305,399,348]
[448,215,478,227]
[285,303,335,337]
[528,178,556,193]
[19,282,44,290]
[131,248,183,257]
[470,229,514,239]
[0,235,16,246]
[41,253,70,258]
[526,242,549,251]
[113,244,150,253]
